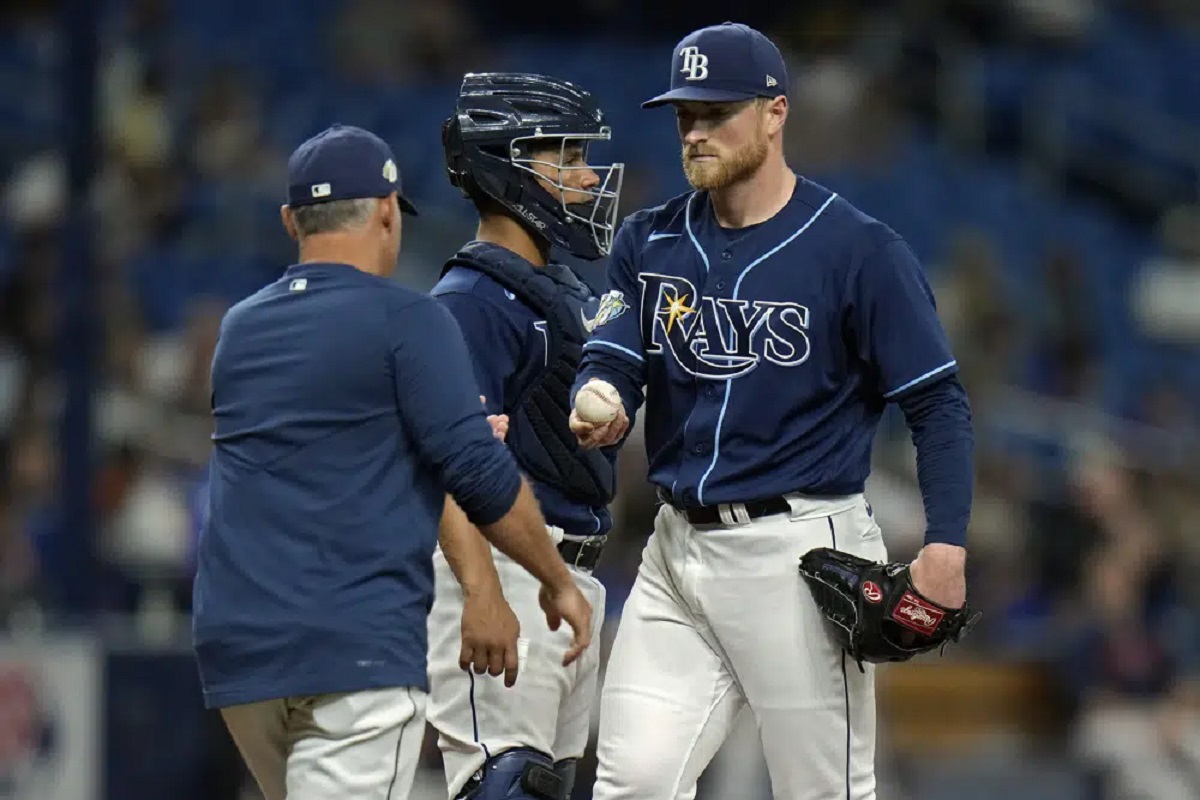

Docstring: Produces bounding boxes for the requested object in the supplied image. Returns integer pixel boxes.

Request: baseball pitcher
[570,23,977,800]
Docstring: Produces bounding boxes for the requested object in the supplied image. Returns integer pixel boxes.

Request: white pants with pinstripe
[593,494,887,800]
[425,532,607,798]
[219,686,426,800]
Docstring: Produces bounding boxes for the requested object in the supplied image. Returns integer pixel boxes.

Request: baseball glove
[798,548,980,671]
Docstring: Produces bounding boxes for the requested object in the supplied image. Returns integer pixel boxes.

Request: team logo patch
[639,273,811,379]
[862,581,882,604]
[891,591,945,636]
[679,46,709,81]
[584,290,629,333]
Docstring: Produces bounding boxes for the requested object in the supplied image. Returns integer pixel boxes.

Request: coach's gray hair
[290,198,376,237]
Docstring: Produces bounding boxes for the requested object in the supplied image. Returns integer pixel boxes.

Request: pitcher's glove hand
[798,548,980,671]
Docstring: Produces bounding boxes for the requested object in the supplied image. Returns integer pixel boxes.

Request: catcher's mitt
[798,547,980,671]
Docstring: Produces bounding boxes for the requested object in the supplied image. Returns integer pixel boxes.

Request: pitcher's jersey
[576,176,958,507]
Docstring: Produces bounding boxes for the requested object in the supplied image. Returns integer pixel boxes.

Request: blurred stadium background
[2,0,1200,797]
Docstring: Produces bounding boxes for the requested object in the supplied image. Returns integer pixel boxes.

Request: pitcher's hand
[909,544,967,609]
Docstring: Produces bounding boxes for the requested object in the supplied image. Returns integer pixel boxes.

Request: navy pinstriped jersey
[432,244,615,537]
[576,176,958,508]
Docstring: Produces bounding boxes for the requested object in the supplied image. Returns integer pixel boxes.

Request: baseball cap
[642,22,788,109]
[286,124,418,215]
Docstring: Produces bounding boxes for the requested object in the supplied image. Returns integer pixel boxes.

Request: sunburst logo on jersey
[660,289,696,334]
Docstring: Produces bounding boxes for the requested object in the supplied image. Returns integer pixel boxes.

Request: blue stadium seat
[1080,11,1171,110]
[90,11,1199,362]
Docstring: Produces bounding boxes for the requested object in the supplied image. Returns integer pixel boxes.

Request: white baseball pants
[220,686,426,800]
[426,529,607,798]
[592,494,888,800]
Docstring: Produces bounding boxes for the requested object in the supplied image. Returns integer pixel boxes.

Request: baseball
[575,380,622,424]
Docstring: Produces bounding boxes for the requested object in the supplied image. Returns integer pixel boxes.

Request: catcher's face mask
[510,131,624,258]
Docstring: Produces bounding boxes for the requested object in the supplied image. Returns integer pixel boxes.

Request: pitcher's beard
[682,133,769,191]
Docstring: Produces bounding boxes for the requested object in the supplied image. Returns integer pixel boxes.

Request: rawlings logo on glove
[892,592,944,633]
[798,548,980,671]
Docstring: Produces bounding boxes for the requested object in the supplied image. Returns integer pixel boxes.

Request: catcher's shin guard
[457,748,566,800]
[553,758,577,797]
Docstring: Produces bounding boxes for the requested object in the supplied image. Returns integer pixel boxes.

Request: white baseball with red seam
[574,380,622,424]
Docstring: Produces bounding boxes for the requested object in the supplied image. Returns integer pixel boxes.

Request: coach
[191,125,592,800]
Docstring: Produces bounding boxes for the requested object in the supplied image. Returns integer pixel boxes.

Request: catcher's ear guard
[798,548,981,673]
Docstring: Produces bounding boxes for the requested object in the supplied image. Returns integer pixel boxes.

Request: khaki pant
[220,686,427,800]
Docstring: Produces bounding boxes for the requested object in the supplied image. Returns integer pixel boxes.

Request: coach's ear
[280,204,299,242]
[377,192,399,231]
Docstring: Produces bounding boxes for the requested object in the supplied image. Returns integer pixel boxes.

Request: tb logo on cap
[679,46,708,81]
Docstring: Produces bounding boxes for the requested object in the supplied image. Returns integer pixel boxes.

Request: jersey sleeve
[389,296,521,526]
[848,236,958,400]
[435,291,522,414]
[576,221,647,417]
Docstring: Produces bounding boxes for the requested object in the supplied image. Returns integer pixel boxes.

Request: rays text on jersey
[639,273,810,379]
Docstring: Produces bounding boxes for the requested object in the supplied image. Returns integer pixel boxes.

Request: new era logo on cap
[643,22,789,109]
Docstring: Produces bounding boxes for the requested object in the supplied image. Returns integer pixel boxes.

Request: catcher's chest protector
[445,244,615,507]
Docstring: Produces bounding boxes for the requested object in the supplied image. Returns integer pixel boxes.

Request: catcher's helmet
[443,72,624,261]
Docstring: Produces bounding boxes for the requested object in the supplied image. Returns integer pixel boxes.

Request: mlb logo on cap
[643,22,789,109]
[286,124,418,215]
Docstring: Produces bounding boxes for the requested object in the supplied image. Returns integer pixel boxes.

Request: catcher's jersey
[576,176,957,507]
[431,243,616,537]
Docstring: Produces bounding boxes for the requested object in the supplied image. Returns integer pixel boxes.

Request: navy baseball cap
[286,124,418,215]
[642,22,788,109]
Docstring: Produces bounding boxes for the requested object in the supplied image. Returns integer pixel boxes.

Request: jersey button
[716,281,726,290]
[681,488,696,504]
[721,250,732,260]
[693,442,709,455]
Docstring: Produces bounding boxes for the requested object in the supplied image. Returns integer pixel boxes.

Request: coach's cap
[642,22,789,109]
[286,124,418,215]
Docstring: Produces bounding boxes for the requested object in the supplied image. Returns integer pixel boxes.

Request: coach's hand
[908,543,967,609]
[460,583,522,688]
[538,581,593,667]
